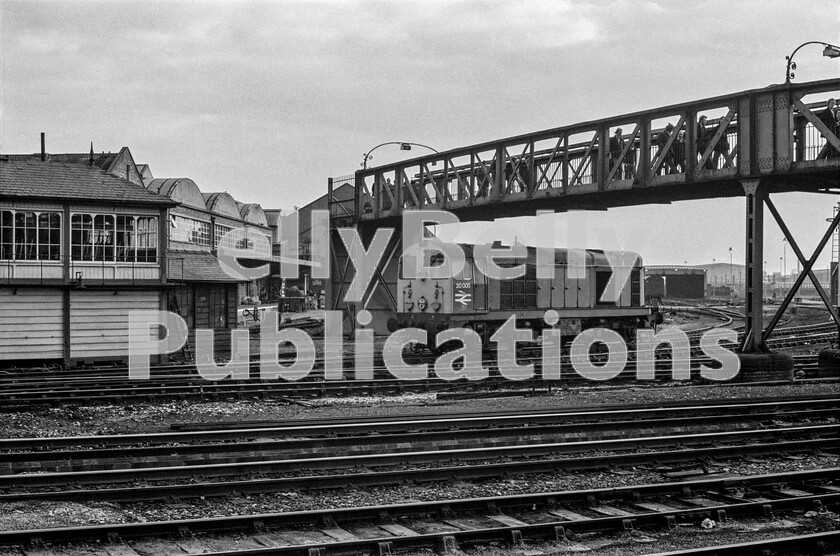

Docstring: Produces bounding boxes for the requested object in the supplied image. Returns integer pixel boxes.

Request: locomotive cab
[391,251,488,342]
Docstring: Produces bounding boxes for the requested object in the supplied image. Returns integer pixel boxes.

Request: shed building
[644,266,706,301]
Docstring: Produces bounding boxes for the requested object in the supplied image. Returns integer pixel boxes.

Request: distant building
[764,267,831,301]
[695,262,747,297]
[644,266,706,300]
[694,262,831,300]
[265,182,355,302]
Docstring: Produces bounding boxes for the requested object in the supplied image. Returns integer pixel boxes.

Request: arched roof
[145,178,205,210]
[202,192,240,218]
[238,202,268,226]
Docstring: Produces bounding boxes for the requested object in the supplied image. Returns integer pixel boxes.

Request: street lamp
[709,258,715,296]
[362,142,439,170]
[785,41,840,83]
[782,237,787,279]
[728,247,733,287]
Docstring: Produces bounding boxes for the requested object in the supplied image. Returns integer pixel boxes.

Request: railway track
[0,316,831,388]
[0,469,837,555]
[0,395,836,556]
[0,371,832,411]
[0,397,836,502]
[2,395,835,451]
[0,359,831,410]
[0,318,834,409]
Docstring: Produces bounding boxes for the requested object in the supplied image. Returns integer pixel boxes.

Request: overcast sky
[1,1,838,270]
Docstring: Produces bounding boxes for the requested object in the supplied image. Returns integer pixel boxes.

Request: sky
[1,0,838,271]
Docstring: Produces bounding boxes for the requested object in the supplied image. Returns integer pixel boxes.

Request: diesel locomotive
[387,244,660,345]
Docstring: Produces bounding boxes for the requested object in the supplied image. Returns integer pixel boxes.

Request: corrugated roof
[0,158,175,205]
[146,178,206,209]
[203,192,240,218]
[166,249,249,283]
[238,202,268,226]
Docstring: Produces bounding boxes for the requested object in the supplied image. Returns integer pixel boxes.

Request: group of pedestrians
[608,116,731,178]
[476,98,837,194]
[658,119,730,174]
[505,155,532,190]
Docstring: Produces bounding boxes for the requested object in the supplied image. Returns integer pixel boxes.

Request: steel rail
[168,393,836,431]
[2,396,833,452]
[1,438,834,503]
[3,407,836,472]
[0,375,835,413]
[5,408,835,473]
[1,425,835,490]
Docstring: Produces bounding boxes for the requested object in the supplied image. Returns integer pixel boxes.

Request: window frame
[171,215,211,247]
[70,212,158,263]
[0,209,62,262]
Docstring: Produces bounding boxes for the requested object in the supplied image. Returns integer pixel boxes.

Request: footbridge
[327,78,840,353]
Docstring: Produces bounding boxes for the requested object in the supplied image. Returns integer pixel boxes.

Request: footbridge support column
[740,179,768,353]
[738,179,793,380]
[327,220,403,338]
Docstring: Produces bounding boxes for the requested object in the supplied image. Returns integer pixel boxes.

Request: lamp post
[728,247,733,288]
[785,41,840,83]
[362,142,439,170]
[712,258,716,297]
[782,237,787,279]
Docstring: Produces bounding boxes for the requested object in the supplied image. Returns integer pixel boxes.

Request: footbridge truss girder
[327,78,840,346]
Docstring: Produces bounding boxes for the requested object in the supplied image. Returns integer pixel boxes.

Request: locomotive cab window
[455,260,472,280]
[595,270,616,306]
[429,252,451,276]
[399,252,450,278]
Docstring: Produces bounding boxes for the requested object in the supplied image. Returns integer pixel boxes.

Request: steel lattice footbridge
[327,78,840,354]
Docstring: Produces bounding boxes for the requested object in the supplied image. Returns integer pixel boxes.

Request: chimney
[89,142,94,166]
[40,133,45,161]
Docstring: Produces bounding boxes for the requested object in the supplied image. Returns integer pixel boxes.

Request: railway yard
[0,306,837,556]
[2,71,840,556]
